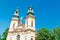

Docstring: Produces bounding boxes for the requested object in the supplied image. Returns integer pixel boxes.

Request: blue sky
[0,0,60,34]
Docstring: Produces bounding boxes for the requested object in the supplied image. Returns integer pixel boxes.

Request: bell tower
[25,5,35,31]
[25,5,36,40]
[9,8,19,31]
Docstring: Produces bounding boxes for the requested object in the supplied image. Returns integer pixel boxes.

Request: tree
[36,27,60,40]
[51,27,60,40]
[2,28,9,40]
[0,34,2,40]
[36,28,51,40]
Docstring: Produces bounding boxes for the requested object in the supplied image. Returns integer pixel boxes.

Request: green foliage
[1,28,9,40]
[36,28,51,40]
[36,27,60,40]
[0,34,2,40]
[51,27,60,40]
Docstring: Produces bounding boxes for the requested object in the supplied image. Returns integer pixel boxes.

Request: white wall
[25,17,35,30]
[9,20,18,31]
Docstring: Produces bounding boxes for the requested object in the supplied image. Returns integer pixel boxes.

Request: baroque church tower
[6,5,36,40]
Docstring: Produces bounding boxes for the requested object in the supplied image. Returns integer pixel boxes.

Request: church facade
[6,6,36,40]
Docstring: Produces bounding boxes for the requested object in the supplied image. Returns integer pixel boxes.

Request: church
[6,5,36,40]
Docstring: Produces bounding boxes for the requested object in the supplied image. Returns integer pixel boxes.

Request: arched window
[17,35,20,40]
[27,20,28,27]
[13,23,15,29]
[31,20,33,27]
[31,38,33,40]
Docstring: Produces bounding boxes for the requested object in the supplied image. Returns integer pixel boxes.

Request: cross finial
[28,4,33,13]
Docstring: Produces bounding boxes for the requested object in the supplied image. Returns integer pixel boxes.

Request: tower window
[17,35,20,40]
[31,20,33,27]
[27,20,28,27]
[13,23,15,29]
